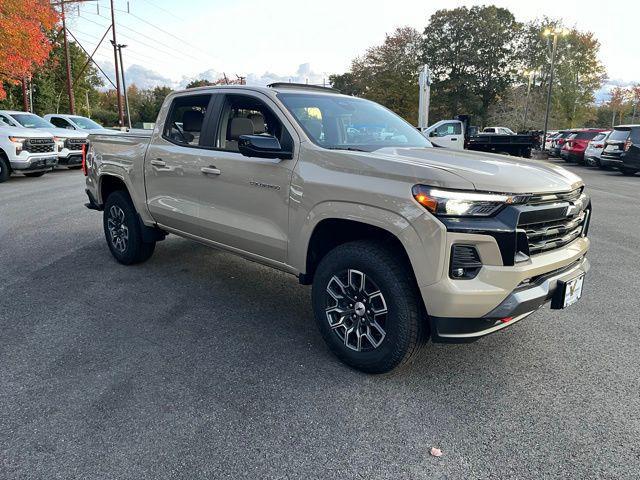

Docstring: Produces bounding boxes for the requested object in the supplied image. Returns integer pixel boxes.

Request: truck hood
[0,125,54,139]
[370,146,583,194]
[31,126,88,139]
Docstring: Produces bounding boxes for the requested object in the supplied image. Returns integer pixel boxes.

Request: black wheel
[312,240,427,374]
[103,190,155,265]
[0,155,10,183]
[23,171,46,177]
[620,167,638,176]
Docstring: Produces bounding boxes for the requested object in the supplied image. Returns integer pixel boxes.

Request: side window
[216,94,289,153]
[435,122,461,136]
[163,94,211,147]
[0,114,16,127]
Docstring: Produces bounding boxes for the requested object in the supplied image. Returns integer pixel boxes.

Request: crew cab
[84,84,591,373]
[0,110,88,168]
[481,126,516,135]
[0,118,57,182]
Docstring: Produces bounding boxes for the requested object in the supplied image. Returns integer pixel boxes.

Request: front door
[427,120,464,150]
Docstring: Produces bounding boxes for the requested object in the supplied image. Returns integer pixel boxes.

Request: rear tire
[24,172,46,177]
[311,240,427,374]
[0,155,10,183]
[103,190,156,265]
[620,167,638,176]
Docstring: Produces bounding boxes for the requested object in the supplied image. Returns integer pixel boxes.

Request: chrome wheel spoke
[348,269,365,292]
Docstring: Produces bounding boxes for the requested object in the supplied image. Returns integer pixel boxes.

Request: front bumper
[430,255,589,342]
[57,153,82,166]
[10,155,58,171]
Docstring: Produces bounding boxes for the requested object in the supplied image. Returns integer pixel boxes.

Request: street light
[541,27,569,152]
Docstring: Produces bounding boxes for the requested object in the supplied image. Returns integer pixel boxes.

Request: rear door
[144,92,216,232]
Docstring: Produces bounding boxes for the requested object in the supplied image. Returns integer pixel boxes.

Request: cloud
[96,61,174,90]
[595,78,639,104]
[246,63,328,86]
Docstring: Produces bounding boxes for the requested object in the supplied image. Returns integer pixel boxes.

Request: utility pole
[85,90,91,118]
[113,42,132,129]
[60,1,76,114]
[110,0,124,128]
[522,70,534,131]
[21,78,29,111]
[418,65,432,131]
[542,27,568,153]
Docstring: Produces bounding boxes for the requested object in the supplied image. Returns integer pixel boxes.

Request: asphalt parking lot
[1,162,639,479]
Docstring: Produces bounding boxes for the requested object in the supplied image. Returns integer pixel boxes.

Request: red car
[561,129,608,164]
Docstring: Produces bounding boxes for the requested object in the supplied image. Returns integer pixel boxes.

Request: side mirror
[238,135,293,160]
[66,125,76,130]
[429,131,437,138]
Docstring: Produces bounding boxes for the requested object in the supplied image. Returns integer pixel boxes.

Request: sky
[68,0,639,100]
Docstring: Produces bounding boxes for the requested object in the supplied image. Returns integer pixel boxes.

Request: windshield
[11,113,54,129]
[277,93,432,152]
[70,116,103,129]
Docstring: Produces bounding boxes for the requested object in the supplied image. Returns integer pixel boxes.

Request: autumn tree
[0,0,57,100]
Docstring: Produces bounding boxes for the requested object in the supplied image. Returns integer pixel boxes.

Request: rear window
[566,134,577,140]
[608,129,630,142]
[591,133,606,142]
[573,131,599,140]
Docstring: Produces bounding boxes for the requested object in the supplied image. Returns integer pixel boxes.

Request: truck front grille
[518,188,589,255]
[23,138,55,153]
[64,138,88,150]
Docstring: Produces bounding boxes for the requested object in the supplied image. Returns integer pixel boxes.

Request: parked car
[0,110,88,168]
[600,125,640,175]
[424,116,537,157]
[83,83,591,373]
[550,130,573,157]
[0,118,57,182]
[43,113,117,135]
[560,129,608,164]
[584,131,611,167]
[544,131,560,151]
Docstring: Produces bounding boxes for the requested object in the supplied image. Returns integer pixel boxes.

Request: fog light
[450,245,482,280]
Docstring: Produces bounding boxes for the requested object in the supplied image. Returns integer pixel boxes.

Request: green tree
[422,6,521,125]
[329,27,422,123]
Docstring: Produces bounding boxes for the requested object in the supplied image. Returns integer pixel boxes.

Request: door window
[215,94,290,153]
[50,117,73,128]
[163,94,211,147]
[435,122,462,136]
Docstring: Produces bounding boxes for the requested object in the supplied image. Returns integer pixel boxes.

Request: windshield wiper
[325,146,369,152]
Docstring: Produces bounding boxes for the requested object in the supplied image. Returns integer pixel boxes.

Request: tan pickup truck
[84,83,591,373]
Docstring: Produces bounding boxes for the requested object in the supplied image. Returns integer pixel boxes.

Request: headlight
[9,136,26,154]
[412,185,529,217]
[53,136,66,149]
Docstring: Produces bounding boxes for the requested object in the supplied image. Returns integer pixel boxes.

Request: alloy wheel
[107,204,129,253]
[324,269,388,352]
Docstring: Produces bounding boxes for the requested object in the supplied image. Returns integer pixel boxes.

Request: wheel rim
[324,269,388,352]
[107,205,129,253]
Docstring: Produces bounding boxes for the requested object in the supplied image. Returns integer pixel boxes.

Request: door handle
[451,137,458,141]
[150,159,166,167]
[201,166,221,176]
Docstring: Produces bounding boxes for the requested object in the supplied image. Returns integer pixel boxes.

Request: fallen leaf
[430,447,443,457]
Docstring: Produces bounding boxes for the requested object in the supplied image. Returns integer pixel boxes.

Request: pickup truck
[84,84,591,373]
[0,119,57,182]
[424,116,538,157]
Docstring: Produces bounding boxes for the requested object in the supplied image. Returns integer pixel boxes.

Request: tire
[103,190,156,265]
[620,167,638,176]
[0,155,10,183]
[311,240,427,374]
[24,172,46,177]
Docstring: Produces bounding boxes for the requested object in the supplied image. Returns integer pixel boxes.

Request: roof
[171,83,344,98]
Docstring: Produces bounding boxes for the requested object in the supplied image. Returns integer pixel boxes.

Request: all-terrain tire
[311,240,428,374]
[0,154,10,183]
[103,190,156,265]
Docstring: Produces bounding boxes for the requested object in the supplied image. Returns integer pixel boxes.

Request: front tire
[0,155,10,183]
[311,240,427,374]
[103,190,156,265]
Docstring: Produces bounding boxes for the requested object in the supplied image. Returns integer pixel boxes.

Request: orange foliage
[0,0,58,99]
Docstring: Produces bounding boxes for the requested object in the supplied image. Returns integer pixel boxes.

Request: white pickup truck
[0,119,57,182]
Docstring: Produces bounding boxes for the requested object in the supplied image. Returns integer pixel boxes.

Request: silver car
[584,131,611,167]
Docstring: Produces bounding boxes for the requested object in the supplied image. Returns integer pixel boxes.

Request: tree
[329,27,423,123]
[422,6,521,125]
[0,0,58,100]
[186,79,214,89]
